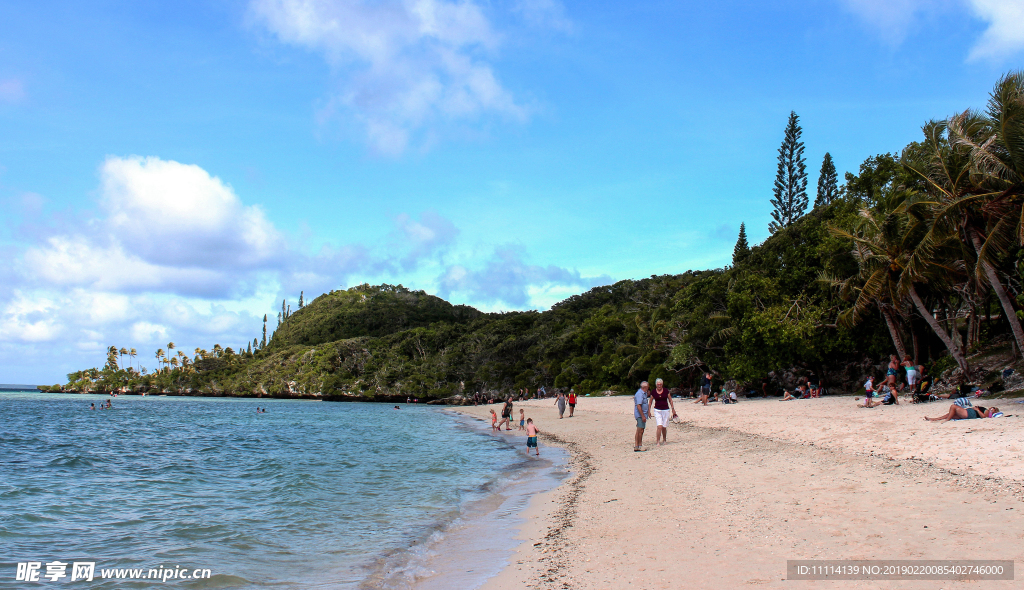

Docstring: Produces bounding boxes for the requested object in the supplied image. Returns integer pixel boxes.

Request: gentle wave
[0,393,548,589]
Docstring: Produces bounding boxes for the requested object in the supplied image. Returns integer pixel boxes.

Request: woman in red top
[567,389,578,417]
[650,378,678,446]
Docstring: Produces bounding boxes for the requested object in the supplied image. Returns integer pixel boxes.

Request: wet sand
[454,395,1024,589]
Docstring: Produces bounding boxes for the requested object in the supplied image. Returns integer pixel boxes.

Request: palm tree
[833,203,970,374]
[155,349,165,373]
[130,348,137,373]
[913,75,1024,355]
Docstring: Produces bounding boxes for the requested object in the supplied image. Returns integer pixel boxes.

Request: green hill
[269,284,484,348]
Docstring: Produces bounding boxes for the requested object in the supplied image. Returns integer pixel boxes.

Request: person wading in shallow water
[498,397,514,431]
[634,381,650,452]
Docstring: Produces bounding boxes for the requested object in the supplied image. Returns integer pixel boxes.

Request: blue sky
[1,0,1022,383]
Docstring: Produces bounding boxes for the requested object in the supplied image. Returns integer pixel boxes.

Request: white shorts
[906,370,917,386]
[653,409,671,427]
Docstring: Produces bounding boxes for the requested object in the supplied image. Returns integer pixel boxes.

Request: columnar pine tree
[815,152,839,207]
[733,223,750,265]
[277,311,282,327]
[299,291,304,309]
[769,111,808,233]
[261,315,267,348]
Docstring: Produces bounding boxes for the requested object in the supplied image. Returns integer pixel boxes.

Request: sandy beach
[454,395,1024,589]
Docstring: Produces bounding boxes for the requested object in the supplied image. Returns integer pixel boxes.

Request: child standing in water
[490,409,498,431]
[525,418,539,456]
[518,409,526,431]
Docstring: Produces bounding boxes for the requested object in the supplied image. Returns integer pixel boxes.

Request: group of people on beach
[489,397,541,456]
[859,355,932,407]
[486,387,582,456]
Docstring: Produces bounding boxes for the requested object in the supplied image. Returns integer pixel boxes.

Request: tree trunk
[880,305,908,360]
[968,227,1024,355]
[911,327,919,365]
[908,285,969,376]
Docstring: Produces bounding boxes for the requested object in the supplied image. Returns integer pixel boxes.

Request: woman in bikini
[925,405,999,421]
[886,355,900,404]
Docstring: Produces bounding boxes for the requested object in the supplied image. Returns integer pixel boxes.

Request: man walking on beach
[634,381,650,452]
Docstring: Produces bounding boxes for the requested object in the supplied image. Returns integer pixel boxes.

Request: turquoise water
[0,393,560,589]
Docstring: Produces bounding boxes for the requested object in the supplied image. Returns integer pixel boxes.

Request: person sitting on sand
[781,389,796,401]
[525,418,540,456]
[925,405,1000,422]
[518,408,526,431]
[490,409,498,431]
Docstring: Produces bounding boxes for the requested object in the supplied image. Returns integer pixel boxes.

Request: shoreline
[454,396,1024,589]
[363,410,572,590]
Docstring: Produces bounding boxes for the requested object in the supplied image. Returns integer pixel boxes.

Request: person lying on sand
[925,405,1000,422]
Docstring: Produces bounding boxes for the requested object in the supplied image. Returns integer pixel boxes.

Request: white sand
[455,395,1024,589]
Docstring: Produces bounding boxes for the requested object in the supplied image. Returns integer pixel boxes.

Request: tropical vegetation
[57,72,1024,399]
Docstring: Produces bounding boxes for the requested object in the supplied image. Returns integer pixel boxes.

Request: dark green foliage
[268,284,484,348]
[733,223,749,265]
[65,202,893,397]
[815,152,839,207]
[769,111,808,234]
[66,73,1024,398]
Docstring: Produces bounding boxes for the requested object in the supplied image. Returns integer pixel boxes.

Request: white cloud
[1,155,601,381]
[437,245,609,308]
[249,0,530,154]
[130,321,169,343]
[840,0,1024,59]
[513,0,573,32]
[0,78,26,103]
[966,0,1024,60]
[391,210,459,270]
[839,0,934,44]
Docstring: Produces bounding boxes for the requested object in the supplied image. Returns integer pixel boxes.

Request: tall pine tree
[733,223,749,265]
[261,315,267,349]
[815,152,839,207]
[769,111,808,234]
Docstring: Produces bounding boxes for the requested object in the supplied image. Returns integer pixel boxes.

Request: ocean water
[0,393,566,589]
